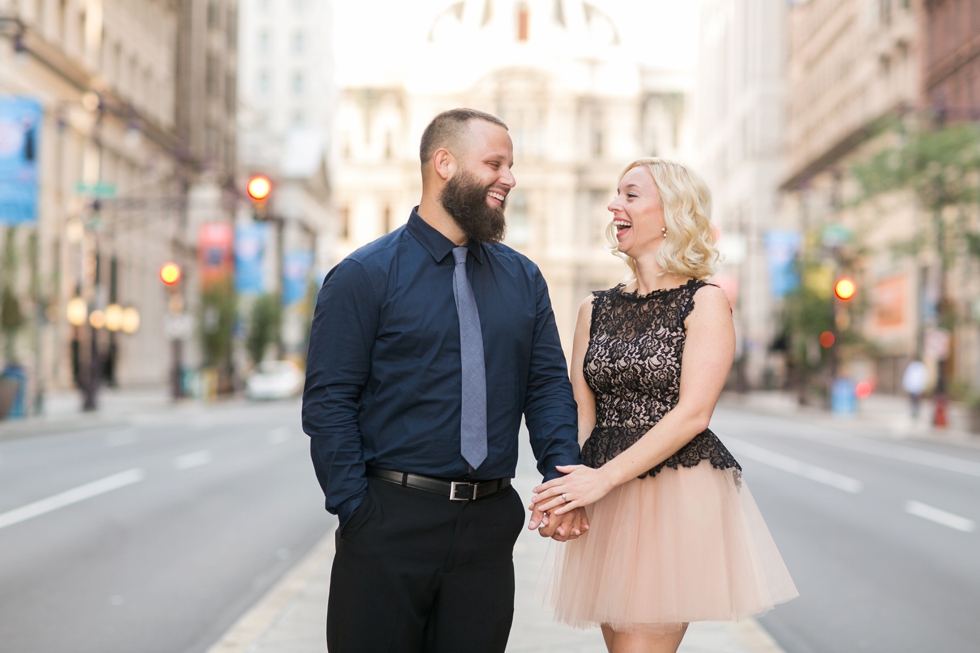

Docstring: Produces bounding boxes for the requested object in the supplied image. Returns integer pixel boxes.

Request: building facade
[0,0,239,408]
[921,0,980,117]
[237,0,334,354]
[332,0,692,345]
[695,0,788,389]
[780,0,925,394]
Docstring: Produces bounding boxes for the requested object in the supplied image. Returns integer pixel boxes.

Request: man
[302,108,588,652]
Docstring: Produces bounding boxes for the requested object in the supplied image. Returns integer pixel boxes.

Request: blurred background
[1,2,979,653]
[0,0,978,425]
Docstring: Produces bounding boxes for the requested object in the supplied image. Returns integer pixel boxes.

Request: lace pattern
[579,279,741,480]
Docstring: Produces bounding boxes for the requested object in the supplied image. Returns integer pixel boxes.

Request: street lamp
[121,307,140,334]
[66,297,87,327]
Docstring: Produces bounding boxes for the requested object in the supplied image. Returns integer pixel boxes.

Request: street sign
[821,224,852,248]
[924,329,950,360]
[163,313,194,341]
[74,182,117,198]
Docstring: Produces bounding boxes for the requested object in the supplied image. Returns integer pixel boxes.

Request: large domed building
[332,0,692,344]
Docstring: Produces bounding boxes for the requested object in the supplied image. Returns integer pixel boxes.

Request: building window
[507,192,530,246]
[517,3,529,41]
[292,72,304,95]
[554,0,565,26]
[293,31,305,54]
[258,30,269,52]
[258,70,269,94]
[384,132,394,160]
[207,0,219,29]
[384,205,393,233]
[338,206,349,239]
[292,111,305,127]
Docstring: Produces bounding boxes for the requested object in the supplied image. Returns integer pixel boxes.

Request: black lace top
[579,279,741,480]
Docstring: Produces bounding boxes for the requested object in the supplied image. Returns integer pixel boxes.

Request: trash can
[830,377,857,417]
[0,364,27,420]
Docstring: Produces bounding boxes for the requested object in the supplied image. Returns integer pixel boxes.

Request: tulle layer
[541,464,798,631]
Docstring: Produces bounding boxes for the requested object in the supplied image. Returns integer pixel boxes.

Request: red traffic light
[159,262,181,285]
[247,175,272,202]
[834,277,856,301]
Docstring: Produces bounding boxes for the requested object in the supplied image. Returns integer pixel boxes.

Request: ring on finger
[561,493,568,503]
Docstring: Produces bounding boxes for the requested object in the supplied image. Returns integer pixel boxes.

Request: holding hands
[526,464,615,541]
[531,464,614,516]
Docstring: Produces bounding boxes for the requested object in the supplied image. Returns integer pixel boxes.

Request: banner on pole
[0,97,42,225]
[234,223,268,295]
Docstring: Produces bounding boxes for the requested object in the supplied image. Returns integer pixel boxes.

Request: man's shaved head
[419,108,508,170]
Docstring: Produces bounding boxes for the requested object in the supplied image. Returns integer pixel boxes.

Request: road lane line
[806,437,980,478]
[174,450,212,470]
[0,468,144,530]
[725,437,863,493]
[904,500,976,533]
[267,427,290,444]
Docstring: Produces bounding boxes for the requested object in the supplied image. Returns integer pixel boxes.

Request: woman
[532,158,798,652]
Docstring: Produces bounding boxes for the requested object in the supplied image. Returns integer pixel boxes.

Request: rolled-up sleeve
[302,259,379,528]
[523,266,583,481]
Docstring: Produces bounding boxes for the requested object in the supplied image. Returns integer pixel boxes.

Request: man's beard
[439,170,507,244]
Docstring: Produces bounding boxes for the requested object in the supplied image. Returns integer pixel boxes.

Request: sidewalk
[0,385,245,440]
[719,390,980,450]
[206,471,787,653]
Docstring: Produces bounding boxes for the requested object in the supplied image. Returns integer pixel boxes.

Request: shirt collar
[407,208,484,264]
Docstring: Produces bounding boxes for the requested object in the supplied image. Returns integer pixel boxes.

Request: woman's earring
[661,227,667,238]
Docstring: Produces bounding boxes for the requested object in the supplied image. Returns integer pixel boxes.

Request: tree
[246,294,280,367]
[0,228,25,365]
[851,119,980,421]
[198,279,237,392]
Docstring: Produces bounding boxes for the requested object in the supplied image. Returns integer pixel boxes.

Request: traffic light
[159,262,181,286]
[247,174,272,220]
[247,175,272,201]
[834,277,856,301]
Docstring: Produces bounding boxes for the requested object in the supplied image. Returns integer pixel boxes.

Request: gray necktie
[452,247,487,470]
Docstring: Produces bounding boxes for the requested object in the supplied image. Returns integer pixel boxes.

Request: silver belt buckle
[450,481,474,501]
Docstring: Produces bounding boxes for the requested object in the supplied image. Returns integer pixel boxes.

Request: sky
[332,0,699,85]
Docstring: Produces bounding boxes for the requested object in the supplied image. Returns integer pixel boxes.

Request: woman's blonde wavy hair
[605,157,721,282]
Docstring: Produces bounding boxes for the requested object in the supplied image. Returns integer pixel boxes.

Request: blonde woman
[532,158,797,652]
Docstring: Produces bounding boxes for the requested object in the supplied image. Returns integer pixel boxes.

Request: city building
[695,0,788,390]
[332,0,693,345]
[0,0,240,409]
[921,0,980,118]
[780,0,922,394]
[237,0,334,354]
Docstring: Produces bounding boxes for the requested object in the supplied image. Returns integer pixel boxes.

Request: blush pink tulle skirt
[540,463,798,632]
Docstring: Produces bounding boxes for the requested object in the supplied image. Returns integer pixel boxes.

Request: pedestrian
[902,358,928,419]
[531,158,798,652]
[302,108,588,653]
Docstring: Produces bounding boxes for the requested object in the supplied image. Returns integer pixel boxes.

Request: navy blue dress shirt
[303,209,582,528]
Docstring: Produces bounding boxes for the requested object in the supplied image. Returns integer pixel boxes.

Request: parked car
[245,360,304,400]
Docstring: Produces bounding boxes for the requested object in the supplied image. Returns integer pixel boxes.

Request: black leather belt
[367,467,511,501]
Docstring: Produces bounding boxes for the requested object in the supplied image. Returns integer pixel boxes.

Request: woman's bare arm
[570,295,597,448]
[532,285,735,514]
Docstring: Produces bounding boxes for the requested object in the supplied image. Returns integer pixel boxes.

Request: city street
[1,400,978,652]
[0,400,332,653]
[712,406,980,653]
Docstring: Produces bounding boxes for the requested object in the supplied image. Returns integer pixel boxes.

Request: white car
[245,360,305,400]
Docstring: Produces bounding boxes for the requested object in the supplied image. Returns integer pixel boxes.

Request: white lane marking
[267,427,290,444]
[904,500,976,533]
[174,450,212,470]
[726,437,864,493]
[0,468,145,530]
[817,438,980,478]
[105,429,138,447]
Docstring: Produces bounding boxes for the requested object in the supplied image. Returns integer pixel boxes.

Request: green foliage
[246,294,281,366]
[852,121,980,267]
[0,227,24,363]
[198,280,237,368]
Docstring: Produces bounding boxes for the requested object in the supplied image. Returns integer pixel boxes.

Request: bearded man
[303,108,588,652]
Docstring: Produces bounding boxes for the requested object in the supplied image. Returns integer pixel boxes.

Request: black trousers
[326,477,525,653]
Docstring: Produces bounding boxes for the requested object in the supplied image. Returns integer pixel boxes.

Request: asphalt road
[2,401,978,653]
[0,399,332,653]
[711,406,980,653]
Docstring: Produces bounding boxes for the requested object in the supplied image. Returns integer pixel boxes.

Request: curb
[731,620,787,653]
[205,531,336,653]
